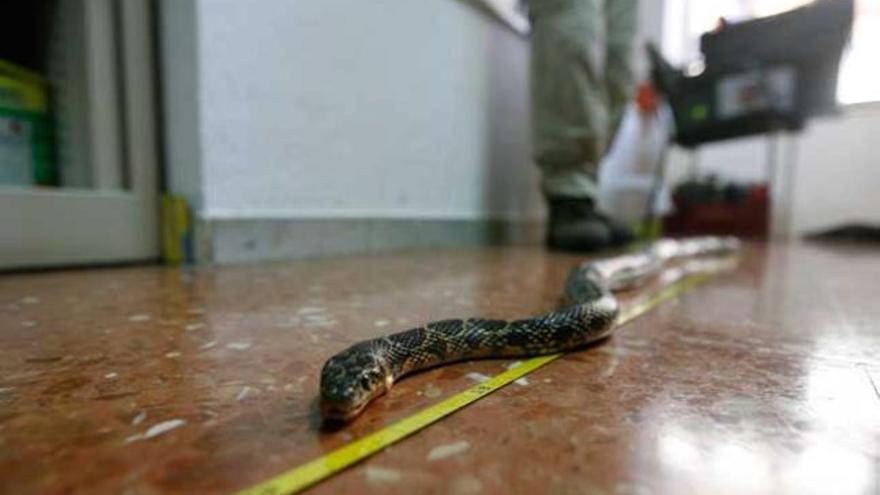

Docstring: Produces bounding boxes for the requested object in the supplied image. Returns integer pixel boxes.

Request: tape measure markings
[236,271,714,495]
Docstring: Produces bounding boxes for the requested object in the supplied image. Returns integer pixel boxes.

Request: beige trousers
[528,0,639,199]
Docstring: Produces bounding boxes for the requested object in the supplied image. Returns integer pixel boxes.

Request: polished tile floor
[1,241,878,494]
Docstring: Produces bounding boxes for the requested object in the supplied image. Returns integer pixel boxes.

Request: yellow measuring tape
[236,271,715,495]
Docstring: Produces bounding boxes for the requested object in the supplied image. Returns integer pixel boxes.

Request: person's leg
[604,0,639,148]
[530,0,608,200]
[529,0,614,251]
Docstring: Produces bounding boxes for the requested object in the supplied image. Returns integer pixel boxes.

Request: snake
[320,236,739,421]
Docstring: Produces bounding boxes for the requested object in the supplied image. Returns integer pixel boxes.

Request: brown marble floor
[1,241,878,495]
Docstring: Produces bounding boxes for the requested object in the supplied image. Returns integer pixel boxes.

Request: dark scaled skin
[319,265,618,422]
[319,236,740,422]
[320,344,391,420]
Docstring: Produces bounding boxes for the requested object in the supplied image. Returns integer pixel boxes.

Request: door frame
[0,0,159,269]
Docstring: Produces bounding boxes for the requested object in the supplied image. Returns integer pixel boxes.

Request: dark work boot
[546,198,612,252]
[547,198,637,252]
[598,212,637,247]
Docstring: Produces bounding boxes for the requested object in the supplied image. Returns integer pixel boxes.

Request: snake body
[320,236,739,421]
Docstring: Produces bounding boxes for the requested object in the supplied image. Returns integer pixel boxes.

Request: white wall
[163,0,880,237]
[789,107,880,234]
[163,0,667,225]
[193,0,540,222]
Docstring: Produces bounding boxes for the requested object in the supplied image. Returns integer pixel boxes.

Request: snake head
[320,346,392,422]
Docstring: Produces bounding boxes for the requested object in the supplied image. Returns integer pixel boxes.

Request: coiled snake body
[320,237,739,421]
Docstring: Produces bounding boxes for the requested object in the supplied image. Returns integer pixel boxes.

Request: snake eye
[359,375,372,390]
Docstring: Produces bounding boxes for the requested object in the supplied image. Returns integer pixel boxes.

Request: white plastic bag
[598,103,674,226]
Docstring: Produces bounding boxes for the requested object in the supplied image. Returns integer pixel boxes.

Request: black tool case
[650,0,854,148]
